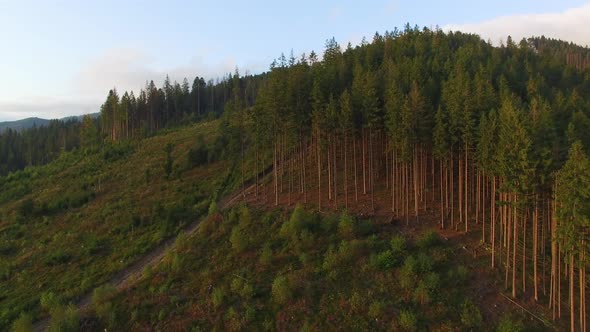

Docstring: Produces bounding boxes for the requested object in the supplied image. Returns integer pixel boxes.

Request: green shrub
[238,205,252,228]
[11,312,33,332]
[211,287,225,308]
[398,309,418,331]
[92,285,117,327]
[448,265,470,285]
[337,213,356,239]
[399,256,418,292]
[496,314,524,332]
[208,201,218,216]
[390,235,407,254]
[371,250,396,270]
[280,204,309,239]
[368,301,385,319]
[239,283,254,300]
[43,250,73,266]
[48,304,79,332]
[40,292,61,312]
[230,227,248,253]
[413,281,431,305]
[415,253,434,273]
[460,299,483,329]
[259,245,273,266]
[416,230,440,249]
[271,275,292,305]
[163,143,174,179]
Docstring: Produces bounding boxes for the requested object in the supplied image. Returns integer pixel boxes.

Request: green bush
[413,281,431,305]
[230,226,249,253]
[368,301,385,319]
[337,213,356,239]
[460,299,483,329]
[40,292,61,312]
[496,314,524,332]
[259,245,273,266]
[399,256,417,293]
[271,275,292,305]
[371,250,396,270]
[398,309,418,331]
[390,235,407,254]
[48,304,79,332]
[11,312,33,332]
[211,287,225,308]
[208,201,218,216]
[43,250,73,266]
[92,284,117,327]
[416,230,440,249]
[415,253,434,273]
[280,204,309,239]
[238,205,252,228]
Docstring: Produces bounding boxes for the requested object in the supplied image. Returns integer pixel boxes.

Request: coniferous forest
[2,26,590,331]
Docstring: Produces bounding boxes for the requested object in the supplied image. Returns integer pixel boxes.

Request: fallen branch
[500,293,552,328]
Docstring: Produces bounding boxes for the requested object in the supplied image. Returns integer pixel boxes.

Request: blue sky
[0,0,589,121]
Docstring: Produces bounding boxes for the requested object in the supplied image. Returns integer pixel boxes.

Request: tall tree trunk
[534,198,539,301]
[317,129,321,211]
[440,159,444,229]
[362,130,367,195]
[570,254,575,332]
[465,145,469,232]
[459,154,463,231]
[491,177,496,269]
[344,132,348,210]
[274,141,278,206]
[354,137,358,202]
[370,128,375,213]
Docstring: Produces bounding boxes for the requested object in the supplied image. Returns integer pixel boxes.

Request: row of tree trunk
[248,128,586,331]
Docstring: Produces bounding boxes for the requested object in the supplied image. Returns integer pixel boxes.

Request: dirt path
[33,183,255,331]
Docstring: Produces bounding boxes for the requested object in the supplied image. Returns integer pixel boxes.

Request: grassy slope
[98,206,524,331]
[0,120,228,328]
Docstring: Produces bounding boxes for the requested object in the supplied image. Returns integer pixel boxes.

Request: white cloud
[444,3,590,46]
[0,47,258,121]
[72,47,240,101]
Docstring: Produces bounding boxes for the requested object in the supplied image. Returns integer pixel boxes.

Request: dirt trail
[33,183,254,332]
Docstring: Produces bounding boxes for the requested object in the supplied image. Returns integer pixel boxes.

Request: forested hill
[3,26,590,330]
[0,118,49,133]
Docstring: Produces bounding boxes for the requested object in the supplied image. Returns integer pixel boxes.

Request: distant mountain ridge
[0,113,99,133]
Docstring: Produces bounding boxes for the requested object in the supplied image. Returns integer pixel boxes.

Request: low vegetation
[93,206,494,331]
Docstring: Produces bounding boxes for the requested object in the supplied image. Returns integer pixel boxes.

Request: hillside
[0,113,99,133]
[0,117,50,133]
[3,27,590,331]
[0,119,230,329]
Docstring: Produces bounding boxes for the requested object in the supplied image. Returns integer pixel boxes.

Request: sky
[0,0,589,121]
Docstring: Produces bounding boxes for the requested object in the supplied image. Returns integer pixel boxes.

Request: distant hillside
[0,113,99,133]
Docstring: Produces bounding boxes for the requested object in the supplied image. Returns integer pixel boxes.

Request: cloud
[72,47,240,100]
[444,3,590,46]
[0,47,262,121]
